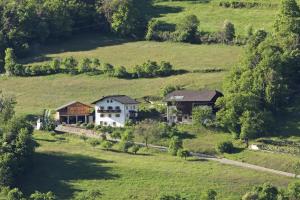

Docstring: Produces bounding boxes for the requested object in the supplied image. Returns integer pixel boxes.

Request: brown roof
[91,95,139,105]
[56,101,92,111]
[165,90,223,102]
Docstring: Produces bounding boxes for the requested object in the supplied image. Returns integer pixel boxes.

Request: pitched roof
[56,101,92,111]
[91,95,139,105]
[165,90,222,102]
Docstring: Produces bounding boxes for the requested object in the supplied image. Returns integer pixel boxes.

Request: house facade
[165,90,223,124]
[92,95,139,127]
[55,101,94,124]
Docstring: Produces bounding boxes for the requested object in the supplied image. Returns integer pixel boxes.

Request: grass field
[154,0,300,35]
[21,33,242,71]
[18,131,293,200]
[0,33,243,115]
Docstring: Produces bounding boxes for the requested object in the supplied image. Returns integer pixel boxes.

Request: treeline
[146,15,248,45]
[216,0,300,139]
[219,1,277,9]
[4,49,178,79]
[0,0,153,72]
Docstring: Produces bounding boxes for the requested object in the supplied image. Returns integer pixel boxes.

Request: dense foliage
[0,92,35,187]
[216,0,300,139]
[0,0,153,71]
[242,182,300,200]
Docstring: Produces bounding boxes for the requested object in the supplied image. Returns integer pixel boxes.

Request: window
[107,100,109,103]
[133,106,136,109]
[116,114,120,117]
[100,106,104,110]
[100,114,105,118]
[111,100,113,103]
[100,121,103,125]
[113,122,116,126]
[104,122,107,126]
[108,106,113,110]
[115,106,120,110]
[126,106,128,110]
[108,114,112,117]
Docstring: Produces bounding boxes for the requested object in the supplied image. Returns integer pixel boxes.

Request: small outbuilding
[55,101,94,124]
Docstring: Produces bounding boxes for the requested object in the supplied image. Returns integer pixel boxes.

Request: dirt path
[55,125,299,178]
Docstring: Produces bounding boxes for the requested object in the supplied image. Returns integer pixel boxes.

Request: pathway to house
[55,125,299,179]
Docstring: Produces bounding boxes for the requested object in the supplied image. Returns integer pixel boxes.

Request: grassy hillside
[154,0,299,35]
[19,132,293,200]
[0,33,242,115]
[21,33,242,71]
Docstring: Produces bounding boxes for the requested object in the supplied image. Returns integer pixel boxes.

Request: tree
[168,136,182,156]
[201,189,217,200]
[114,66,128,78]
[288,181,300,199]
[175,15,199,43]
[134,120,160,147]
[192,106,213,127]
[102,63,115,76]
[274,0,300,35]
[78,58,92,73]
[0,91,16,123]
[4,48,17,76]
[221,20,235,42]
[131,145,140,154]
[62,57,78,75]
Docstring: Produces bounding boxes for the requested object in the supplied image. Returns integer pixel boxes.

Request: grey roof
[91,95,139,105]
[56,101,92,111]
[165,90,222,102]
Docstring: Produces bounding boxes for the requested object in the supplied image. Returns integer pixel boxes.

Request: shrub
[30,191,56,200]
[118,141,132,153]
[201,189,217,200]
[79,135,88,142]
[86,123,95,130]
[158,194,186,200]
[101,140,114,150]
[7,188,25,200]
[177,149,190,160]
[75,189,102,200]
[221,20,235,43]
[216,141,234,153]
[168,136,183,156]
[89,139,101,147]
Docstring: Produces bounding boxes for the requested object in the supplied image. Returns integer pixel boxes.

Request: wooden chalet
[164,90,223,124]
[55,101,94,124]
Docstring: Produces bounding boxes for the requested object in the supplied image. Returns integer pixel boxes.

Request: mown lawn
[19,131,293,200]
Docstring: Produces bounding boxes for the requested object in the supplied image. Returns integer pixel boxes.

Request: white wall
[95,97,138,127]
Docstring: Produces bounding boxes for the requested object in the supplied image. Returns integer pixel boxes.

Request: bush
[75,189,102,200]
[158,194,186,200]
[101,141,114,150]
[216,141,234,153]
[168,136,183,156]
[118,141,132,153]
[30,191,56,200]
[177,149,190,160]
[192,106,214,127]
[7,188,25,200]
[86,123,95,130]
[89,139,101,147]
[201,189,217,200]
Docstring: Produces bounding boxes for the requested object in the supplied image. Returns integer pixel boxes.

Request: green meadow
[18,132,293,200]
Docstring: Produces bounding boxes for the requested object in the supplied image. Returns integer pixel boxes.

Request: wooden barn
[55,101,94,124]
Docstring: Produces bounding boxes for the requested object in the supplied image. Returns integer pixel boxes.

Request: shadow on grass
[187,158,209,162]
[19,152,118,199]
[104,149,153,157]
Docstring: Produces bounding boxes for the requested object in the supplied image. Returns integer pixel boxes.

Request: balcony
[97,109,121,113]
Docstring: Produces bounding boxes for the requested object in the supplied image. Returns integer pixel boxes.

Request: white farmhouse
[92,95,139,127]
